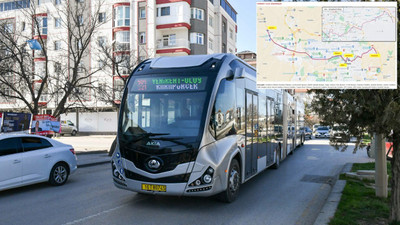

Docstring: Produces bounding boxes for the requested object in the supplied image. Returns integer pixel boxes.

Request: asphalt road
[0,139,372,225]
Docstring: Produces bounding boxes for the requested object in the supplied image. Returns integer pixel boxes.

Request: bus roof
[149,54,226,69]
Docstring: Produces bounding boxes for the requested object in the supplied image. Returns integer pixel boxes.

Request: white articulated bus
[112,54,305,202]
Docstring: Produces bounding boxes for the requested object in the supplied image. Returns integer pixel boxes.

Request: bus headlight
[203,174,212,184]
[189,167,214,186]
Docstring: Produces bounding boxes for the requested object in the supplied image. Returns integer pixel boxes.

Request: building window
[54,17,61,28]
[21,22,25,31]
[97,59,105,68]
[98,36,106,48]
[157,7,170,17]
[139,32,146,44]
[113,78,125,100]
[54,62,61,74]
[77,15,83,26]
[77,40,82,50]
[139,7,146,19]
[209,15,213,27]
[222,43,226,53]
[98,12,106,23]
[209,0,213,4]
[77,62,84,72]
[54,0,61,5]
[190,32,204,45]
[116,31,130,43]
[191,8,204,20]
[0,0,30,12]
[54,41,61,50]
[162,34,176,47]
[229,28,233,39]
[35,17,47,35]
[115,55,130,75]
[115,31,130,51]
[222,21,227,33]
[208,38,213,50]
[115,6,130,27]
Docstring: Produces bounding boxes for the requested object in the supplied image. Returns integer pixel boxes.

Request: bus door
[245,90,258,178]
[266,98,275,166]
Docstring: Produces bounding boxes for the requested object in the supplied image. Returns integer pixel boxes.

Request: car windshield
[317,126,329,131]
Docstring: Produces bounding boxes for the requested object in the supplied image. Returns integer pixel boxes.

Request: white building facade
[0,0,237,116]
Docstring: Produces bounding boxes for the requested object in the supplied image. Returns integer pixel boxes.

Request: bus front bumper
[113,176,222,197]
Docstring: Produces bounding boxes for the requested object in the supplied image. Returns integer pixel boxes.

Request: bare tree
[94,39,153,108]
[51,0,107,117]
[0,4,51,115]
[0,0,106,117]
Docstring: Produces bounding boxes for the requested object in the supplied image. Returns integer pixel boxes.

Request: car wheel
[218,159,241,203]
[71,130,77,136]
[49,162,69,186]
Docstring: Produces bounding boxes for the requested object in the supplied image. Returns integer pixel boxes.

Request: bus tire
[272,149,280,169]
[218,159,241,203]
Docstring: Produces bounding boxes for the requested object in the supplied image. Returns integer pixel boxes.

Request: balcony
[157,38,189,50]
[155,2,191,28]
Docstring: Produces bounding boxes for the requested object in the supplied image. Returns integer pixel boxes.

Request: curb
[78,160,111,168]
[76,150,108,155]
[313,163,353,225]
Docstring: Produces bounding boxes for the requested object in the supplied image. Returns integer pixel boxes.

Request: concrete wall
[61,111,118,134]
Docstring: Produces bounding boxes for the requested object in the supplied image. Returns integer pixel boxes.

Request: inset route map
[256,2,397,89]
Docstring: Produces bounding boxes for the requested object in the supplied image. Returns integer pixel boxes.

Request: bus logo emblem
[146,141,161,146]
[148,159,161,170]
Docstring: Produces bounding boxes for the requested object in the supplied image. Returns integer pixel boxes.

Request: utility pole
[374,133,388,197]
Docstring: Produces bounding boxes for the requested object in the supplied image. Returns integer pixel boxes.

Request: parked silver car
[0,134,77,191]
[60,120,78,136]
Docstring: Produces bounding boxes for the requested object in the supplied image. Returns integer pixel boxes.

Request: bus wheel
[272,149,280,169]
[219,159,240,203]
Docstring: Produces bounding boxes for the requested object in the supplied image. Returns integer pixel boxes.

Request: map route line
[266,30,378,63]
[322,10,395,39]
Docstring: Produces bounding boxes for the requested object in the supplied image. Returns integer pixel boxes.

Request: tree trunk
[390,130,400,222]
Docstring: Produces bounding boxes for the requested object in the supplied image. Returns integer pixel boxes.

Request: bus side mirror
[226,70,234,80]
[234,68,245,79]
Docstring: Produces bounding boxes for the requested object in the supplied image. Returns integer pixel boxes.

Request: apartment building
[0,0,237,116]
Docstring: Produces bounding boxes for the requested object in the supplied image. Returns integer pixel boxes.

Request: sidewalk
[54,135,115,153]
[313,163,353,225]
[53,135,115,167]
[76,151,111,168]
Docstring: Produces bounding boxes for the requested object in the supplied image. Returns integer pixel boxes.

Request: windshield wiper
[124,132,170,143]
[152,137,193,148]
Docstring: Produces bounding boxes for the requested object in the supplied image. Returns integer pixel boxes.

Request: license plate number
[141,184,166,192]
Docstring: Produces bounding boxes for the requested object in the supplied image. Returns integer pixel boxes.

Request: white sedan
[0,134,77,191]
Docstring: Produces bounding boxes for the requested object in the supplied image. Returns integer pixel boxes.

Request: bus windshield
[119,76,210,149]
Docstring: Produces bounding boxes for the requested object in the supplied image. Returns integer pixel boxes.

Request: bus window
[209,79,236,140]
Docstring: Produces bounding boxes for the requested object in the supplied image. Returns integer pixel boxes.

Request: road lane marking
[62,205,125,225]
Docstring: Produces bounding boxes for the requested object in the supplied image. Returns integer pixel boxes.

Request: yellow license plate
[141,184,167,192]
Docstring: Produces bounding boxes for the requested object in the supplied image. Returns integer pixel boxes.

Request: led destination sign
[131,76,207,92]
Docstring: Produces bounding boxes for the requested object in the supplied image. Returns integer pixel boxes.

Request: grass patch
[329,162,392,225]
